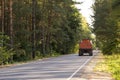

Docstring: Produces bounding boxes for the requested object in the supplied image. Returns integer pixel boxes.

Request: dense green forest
[93,0,120,55]
[0,0,92,64]
[93,0,120,79]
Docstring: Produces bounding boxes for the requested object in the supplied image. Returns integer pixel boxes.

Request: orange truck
[79,39,93,56]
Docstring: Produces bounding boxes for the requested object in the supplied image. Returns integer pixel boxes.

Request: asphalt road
[0,51,98,80]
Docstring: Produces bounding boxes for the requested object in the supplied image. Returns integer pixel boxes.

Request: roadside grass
[95,53,120,80]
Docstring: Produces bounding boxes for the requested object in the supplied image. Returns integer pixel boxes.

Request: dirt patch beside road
[79,53,114,80]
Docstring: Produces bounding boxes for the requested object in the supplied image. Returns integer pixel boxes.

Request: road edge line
[67,56,93,80]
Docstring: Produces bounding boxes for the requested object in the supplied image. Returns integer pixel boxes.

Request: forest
[93,0,120,55]
[93,0,120,79]
[0,0,92,64]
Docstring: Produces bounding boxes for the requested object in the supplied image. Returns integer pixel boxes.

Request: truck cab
[79,39,93,56]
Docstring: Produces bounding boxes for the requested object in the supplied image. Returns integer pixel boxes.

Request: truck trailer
[79,39,93,56]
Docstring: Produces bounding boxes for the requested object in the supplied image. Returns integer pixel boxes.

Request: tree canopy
[93,0,120,54]
[0,0,92,64]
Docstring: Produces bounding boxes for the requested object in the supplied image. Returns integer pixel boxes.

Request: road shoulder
[79,53,114,80]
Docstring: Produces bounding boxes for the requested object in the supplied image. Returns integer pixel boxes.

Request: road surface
[0,51,98,80]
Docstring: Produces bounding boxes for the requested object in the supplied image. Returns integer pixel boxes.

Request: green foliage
[105,54,120,80]
[13,49,27,61]
[0,47,14,65]
[93,1,120,79]
[95,54,120,80]
[0,0,93,64]
[0,33,14,64]
[93,0,120,54]
[0,32,10,46]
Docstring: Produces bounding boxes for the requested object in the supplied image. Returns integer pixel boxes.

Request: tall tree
[0,0,93,62]
[1,0,5,33]
[9,0,13,48]
[0,0,5,46]
[93,0,120,54]
[32,0,37,59]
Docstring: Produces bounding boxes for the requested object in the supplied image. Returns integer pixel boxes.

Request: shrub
[0,47,14,65]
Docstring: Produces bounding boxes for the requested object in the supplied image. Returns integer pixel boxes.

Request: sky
[74,0,94,26]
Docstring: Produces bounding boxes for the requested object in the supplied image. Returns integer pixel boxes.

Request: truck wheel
[89,52,93,56]
[79,53,82,56]
[79,50,83,56]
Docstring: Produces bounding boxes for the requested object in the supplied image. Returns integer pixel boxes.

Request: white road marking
[67,56,93,80]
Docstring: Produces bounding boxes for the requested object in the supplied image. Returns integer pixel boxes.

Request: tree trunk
[42,0,46,56]
[1,0,4,34]
[1,0,5,46]
[9,0,13,48]
[32,0,36,59]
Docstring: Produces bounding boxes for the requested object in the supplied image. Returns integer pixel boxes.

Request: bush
[13,49,26,61]
[0,33,14,65]
[0,47,14,65]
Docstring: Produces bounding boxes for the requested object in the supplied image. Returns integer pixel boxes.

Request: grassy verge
[95,53,120,80]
